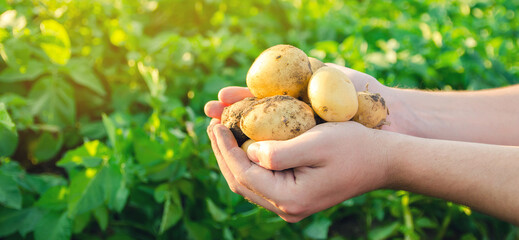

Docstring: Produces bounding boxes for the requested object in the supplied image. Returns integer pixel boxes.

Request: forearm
[388,134,519,225]
[382,85,519,145]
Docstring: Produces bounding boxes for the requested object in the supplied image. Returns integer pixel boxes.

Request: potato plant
[0,0,517,240]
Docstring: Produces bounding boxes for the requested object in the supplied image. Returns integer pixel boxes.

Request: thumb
[246,137,322,171]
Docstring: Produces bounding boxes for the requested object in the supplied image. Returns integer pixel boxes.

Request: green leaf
[102,114,117,149]
[0,207,28,237]
[57,140,109,169]
[34,211,72,240]
[31,131,64,163]
[0,172,21,209]
[415,217,438,229]
[159,188,183,234]
[368,222,400,240]
[0,102,18,157]
[18,207,44,236]
[0,207,43,237]
[137,61,165,99]
[66,58,106,96]
[133,128,165,165]
[206,198,228,222]
[28,76,75,128]
[15,173,67,195]
[35,185,68,211]
[0,38,31,69]
[92,206,108,231]
[101,162,128,212]
[154,183,168,203]
[303,214,332,239]
[0,60,46,82]
[67,167,106,217]
[184,218,211,240]
[72,211,91,234]
[79,121,107,139]
[40,19,70,65]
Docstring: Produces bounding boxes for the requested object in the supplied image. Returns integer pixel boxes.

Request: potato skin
[308,57,325,73]
[221,97,257,145]
[299,57,325,104]
[308,66,358,122]
[353,91,389,129]
[240,95,316,141]
[241,139,256,152]
[246,45,313,99]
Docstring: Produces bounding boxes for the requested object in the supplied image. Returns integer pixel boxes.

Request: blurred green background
[0,0,518,239]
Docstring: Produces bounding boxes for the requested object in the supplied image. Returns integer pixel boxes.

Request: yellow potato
[308,57,325,73]
[246,44,313,99]
[221,97,257,145]
[308,66,358,121]
[240,95,316,141]
[353,91,389,129]
[298,57,325,104]
[241,139,256,152]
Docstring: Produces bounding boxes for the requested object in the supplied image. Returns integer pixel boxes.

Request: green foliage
[0,102,18,156]
[0,0,518,239]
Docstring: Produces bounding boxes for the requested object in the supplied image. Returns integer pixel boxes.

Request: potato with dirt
[241,139,256,152]
[221,97,257,145]
[308,57,325,73]
[246,44,313,99]
[308,66,358,122]
[353,88,389,129]
[240,95,316,141]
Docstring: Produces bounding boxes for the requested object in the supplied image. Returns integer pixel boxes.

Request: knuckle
[263,145,281,170]
[234,173,249,188]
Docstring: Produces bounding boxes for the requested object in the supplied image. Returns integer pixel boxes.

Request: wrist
[379,130,413,190]
[380,87,415,136]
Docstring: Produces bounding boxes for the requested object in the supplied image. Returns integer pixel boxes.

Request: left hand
[207,119,395,222]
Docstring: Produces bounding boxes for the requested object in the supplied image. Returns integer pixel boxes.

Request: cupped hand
[207,120,396,222]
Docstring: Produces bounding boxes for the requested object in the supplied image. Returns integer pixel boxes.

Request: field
[0,0,518,239]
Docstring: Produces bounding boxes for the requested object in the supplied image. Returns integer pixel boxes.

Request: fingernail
[246,143,260,163]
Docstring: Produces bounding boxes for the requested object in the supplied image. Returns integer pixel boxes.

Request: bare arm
[388,133,519,225]
[383,85,519,146]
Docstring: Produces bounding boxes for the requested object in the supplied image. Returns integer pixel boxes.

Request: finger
[204,101,228,119]
[246,130,324,171]
[326,63,381,92]
[208,119,248,195]
[213,124,284,201]
[218,87,254,104]
[208,122,294,218]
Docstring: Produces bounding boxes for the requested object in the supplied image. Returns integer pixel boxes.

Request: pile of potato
[221,44,389,150]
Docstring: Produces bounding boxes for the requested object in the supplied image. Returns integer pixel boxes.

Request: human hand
[206,120,396,222]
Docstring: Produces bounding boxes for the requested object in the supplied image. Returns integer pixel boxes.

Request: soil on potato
[222,97,257,145]
[240,95,314,140]
[256,95,311,136]
[368,92,386,108]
